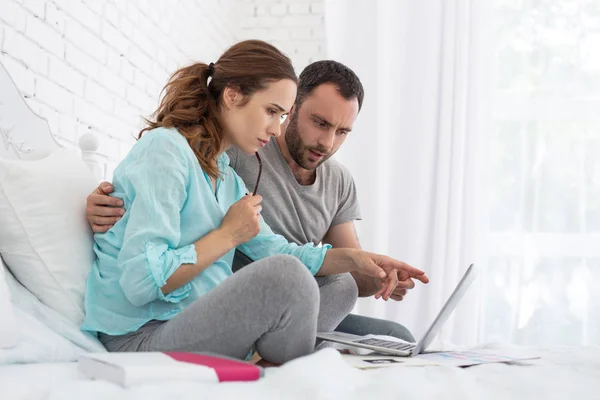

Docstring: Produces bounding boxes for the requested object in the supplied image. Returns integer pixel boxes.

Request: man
[87,60,416,342]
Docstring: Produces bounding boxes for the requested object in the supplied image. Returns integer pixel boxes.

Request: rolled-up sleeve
[116,136,197,307]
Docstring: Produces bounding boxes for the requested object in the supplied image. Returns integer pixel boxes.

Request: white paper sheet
[343,350,540,370]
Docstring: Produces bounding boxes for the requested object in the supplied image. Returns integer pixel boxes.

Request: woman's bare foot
[255,358,281,368]
[250,351,281,367]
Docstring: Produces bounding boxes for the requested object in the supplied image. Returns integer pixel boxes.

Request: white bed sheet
[1,344,599,400]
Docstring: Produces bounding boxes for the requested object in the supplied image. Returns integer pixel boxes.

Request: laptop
[317,263,477,357]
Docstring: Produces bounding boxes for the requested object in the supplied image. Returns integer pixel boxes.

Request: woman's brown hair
[139,40,297,179]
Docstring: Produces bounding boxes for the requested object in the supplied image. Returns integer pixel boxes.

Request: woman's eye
[268,108,277,115]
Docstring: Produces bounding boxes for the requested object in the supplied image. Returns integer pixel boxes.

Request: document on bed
[341,350,540,369]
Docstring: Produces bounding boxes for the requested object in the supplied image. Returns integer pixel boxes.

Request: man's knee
[335,314,415,342]
[385,322,415,342]
[317,272,358,313]
[337,273,359,311]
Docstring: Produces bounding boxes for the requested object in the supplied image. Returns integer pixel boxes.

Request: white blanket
[1,344,598,400]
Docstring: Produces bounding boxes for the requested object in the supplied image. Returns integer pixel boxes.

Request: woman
[81,40,428,364]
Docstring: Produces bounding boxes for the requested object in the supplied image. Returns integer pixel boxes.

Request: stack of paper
[343,350,540,370]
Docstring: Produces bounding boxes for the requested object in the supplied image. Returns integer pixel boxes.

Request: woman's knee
[251,255,320,306]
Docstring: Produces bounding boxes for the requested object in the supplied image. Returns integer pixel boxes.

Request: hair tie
[208,62,215,76]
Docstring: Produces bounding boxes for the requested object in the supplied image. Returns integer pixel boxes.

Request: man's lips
[308,149,326,158]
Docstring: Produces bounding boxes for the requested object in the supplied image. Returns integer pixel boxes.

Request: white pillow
[0,257,17,349]
[2,261,106,364]
[0,149,98,325]
[0,306,89,364]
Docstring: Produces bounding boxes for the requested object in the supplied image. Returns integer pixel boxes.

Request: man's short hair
[296,60,364,111]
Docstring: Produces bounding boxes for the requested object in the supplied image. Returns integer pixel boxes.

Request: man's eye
[280,114,288,124]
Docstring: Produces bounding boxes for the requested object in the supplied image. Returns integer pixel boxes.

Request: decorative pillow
[0,257,17,349]
[0,305,88,364]
[2,260,106,365]
[0,149,98,325]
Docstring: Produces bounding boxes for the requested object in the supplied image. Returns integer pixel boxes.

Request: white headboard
[0,61,104,180]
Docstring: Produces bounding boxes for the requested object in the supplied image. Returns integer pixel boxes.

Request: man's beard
[285,113,331,170]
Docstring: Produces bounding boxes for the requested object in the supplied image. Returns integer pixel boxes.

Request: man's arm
[323,222,411,300]
[322,221,361,249]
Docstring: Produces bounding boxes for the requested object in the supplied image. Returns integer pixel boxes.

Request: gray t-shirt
[227,139,361,246]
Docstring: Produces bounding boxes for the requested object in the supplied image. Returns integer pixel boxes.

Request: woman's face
[220,79,297,154]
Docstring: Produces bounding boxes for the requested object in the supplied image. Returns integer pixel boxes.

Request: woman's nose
[268,123,281,137]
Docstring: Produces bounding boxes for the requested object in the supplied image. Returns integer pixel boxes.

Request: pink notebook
[165,352,263,382]
[78,352,263,387]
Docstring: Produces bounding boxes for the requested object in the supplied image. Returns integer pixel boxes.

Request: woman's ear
[222,86,241,109]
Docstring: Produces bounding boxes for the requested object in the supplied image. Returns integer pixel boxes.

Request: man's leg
[335,313,415,342]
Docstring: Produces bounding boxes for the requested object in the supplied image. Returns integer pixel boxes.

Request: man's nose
[318,129,335,150]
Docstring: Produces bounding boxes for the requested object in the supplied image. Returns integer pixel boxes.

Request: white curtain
[482,0,600,346]
[324,0,490,346]
[325,0,600,346]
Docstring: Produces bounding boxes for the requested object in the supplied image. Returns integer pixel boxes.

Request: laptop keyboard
[354,338,415,351]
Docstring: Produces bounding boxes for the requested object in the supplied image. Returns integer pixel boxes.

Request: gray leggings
[99,254,358,364]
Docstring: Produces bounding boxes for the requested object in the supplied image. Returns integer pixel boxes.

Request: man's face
[284,83,359,170]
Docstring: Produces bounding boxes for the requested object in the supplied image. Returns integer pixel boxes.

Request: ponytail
[139,40,297,180]
[139,62,222,178]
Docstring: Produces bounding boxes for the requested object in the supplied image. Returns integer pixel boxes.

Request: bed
[1,61,599,400]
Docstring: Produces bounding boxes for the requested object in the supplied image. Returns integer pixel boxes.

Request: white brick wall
[0,0,326,177]
[0,0,238,178]
[237,0,326,73]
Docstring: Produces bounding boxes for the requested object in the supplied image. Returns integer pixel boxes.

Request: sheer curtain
[324,0,490,346]
[324,0,600,346]
[484,0,600,346]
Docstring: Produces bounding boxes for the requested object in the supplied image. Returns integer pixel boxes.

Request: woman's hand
[319,249,429,297]
[352,250,428,282]
[219,195,263,247]
[342,250,428,300]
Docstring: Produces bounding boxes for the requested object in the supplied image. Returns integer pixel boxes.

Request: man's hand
[353,270,414,301]
[319,222,427,301]
[390,287,409,301]
[374,272,415,301]
[350,271,379,297]
[343,250,428,300]
[86,181,125,233]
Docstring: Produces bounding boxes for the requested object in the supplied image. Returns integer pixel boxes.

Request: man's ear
[222,86,242,109]
[289,103,297,116]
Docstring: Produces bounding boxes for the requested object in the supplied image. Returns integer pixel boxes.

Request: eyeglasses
[252,152,262,196]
